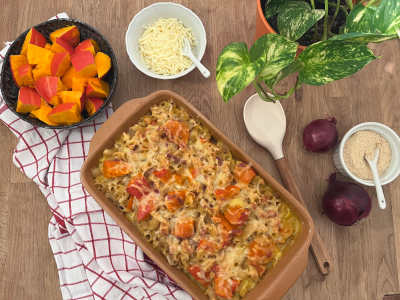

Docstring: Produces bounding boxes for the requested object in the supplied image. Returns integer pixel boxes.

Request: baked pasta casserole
[92,100,301,299]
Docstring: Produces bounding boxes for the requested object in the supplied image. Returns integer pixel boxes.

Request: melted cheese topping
[138,18,195,75]
[93,99,301,300]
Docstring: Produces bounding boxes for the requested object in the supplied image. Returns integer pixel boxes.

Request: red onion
[303,117,338,152]
[322,174,371,226]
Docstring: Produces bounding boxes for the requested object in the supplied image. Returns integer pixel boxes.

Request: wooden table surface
[1,1,399,299]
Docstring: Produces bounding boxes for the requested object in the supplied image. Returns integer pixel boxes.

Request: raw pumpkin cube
[17,64,34,87]
[35,76,65,105]
[71,50,97,77]
[58,90,85,112]
[32,61,52,81]
[50,25,80,47]
[86,78,109,98]
[16,87,41,113]
[27,44,54,65]
[10,55,29,86]
[20,28,47,56]
[61,66,76,89]
[75,39,99,56]
[95,52,111,78]
[85,97,104,116]
[30,100,59,126]
[50,52,71,77]
[71,76,87,93]
[51,37,74,55]
[48,103,82,125]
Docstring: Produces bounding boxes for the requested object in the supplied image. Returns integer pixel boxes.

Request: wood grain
[0,0,399,299]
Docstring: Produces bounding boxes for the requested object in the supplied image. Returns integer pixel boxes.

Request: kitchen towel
[0,13,190,300]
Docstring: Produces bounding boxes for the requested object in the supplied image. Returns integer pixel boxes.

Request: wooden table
[1,1,399,299]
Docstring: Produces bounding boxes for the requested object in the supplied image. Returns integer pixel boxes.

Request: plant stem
[345,0,353,10]
[315,0,348,16]
[253,81,276,102]
[322,0,329,41]
[329,0,341,33]
[310,0,315,9]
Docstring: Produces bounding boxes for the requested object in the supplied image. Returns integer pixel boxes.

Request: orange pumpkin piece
[50,37,74,55]
[85,97,104,116]
[61,66,76,89]
[215,185,240,201]
[20,28,47,55]
[214,274,240,299]
[51,52,71,77]
[213,214,234,246]
[27,44,54,65]
[71,50,97,77]
[17,64,34,87]
[75,39,99,56]
[50,25,80,47]
[126,196,134,211]
[71,76,87,93]
[44,43,52,50]
[48,103,82,125]
[248,236,278,268]
[174,217,194,238]
[95,52,111,78]
[224,204,250,226]
[188,265,211,286]
[58,90,84,112]
[16,87,41,113]
[35,76,65,106]
[234,162,256,184]
[165,190,185,212]
[153,168,172,183]
[136,196,156,221]
[160,120,189,148]
[85,78,109,98]
[197,239,219,253]
[10,55,28,86]
[102,160,131,178]
[30,100,59,126]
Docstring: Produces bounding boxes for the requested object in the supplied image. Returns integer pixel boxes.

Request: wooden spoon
[243,93,332,275]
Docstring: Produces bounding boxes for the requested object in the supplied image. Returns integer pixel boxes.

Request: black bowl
[0,18,118,129]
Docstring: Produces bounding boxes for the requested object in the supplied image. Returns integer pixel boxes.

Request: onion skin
[303,117,338,152]
[322,174,371,226]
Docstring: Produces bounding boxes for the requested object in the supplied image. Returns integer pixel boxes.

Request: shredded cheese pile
[138,18,196,75]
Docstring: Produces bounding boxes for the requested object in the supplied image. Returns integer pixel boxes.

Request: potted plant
[216,0,399,102]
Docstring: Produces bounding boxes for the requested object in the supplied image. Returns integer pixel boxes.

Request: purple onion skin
[303,117,338,152]
[322,174,371,226]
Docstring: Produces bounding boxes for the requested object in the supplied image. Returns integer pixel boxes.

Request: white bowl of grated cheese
[333,122,400,186]
[125,2,207,80]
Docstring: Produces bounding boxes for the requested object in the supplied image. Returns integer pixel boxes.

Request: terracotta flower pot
[255,0,356,51]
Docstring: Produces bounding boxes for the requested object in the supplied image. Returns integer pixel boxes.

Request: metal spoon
[364,147,387,209]
[243,93,332,275]
[181,37,210,78]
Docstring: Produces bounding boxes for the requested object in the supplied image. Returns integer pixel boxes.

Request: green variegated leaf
[297,40,376,86]
[345,0,400,35]
[264,0,290,19]
[330,32,397,43]
[249,34,298,88]
[216,43,262,102]
[278,1,325,41]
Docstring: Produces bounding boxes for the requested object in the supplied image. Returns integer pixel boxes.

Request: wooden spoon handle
[275,157,331,275]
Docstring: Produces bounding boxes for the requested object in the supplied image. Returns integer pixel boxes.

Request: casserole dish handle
[89,97,148,155]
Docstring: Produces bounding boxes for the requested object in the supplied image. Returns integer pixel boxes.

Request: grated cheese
[138,18,196,75]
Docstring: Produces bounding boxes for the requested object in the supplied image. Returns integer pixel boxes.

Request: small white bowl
[333,122,400,186]
[125,2,207,80]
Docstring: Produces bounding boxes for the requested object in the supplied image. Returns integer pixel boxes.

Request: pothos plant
[216,0,400,102]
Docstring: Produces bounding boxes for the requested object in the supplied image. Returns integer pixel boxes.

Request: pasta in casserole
[92,99,301,299]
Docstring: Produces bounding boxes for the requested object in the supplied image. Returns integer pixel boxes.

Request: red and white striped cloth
[0,13,190,300]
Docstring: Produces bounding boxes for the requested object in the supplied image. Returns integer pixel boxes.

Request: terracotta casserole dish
[81,90,314,300]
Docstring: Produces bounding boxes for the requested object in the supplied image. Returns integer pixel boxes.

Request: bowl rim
[338,122,400,186]
[125,2,207,80]
[0,18,118,130]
